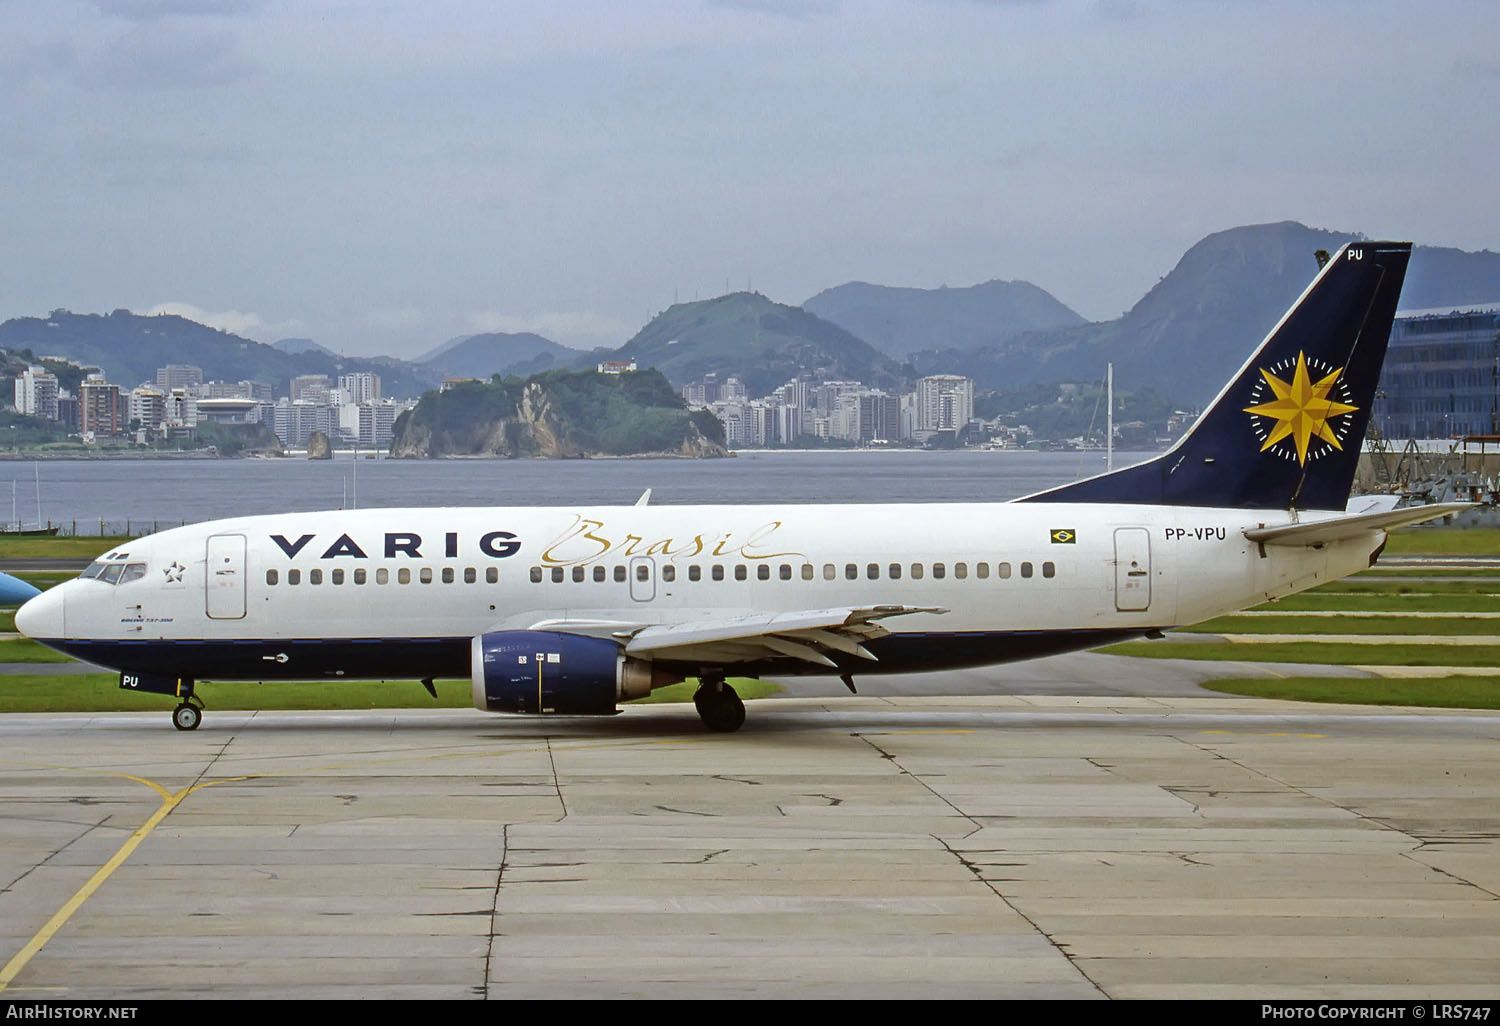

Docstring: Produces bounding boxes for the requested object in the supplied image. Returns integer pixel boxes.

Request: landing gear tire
[172,702,202,732]
[693,680,745,733]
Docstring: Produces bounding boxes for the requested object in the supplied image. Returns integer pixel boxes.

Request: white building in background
[155,365,203,391]
[14,366,59,420]
[290,374,333,404]
[916,375,975,433]
[129,386,167,432]
[358,402,400,447]
[338,372,382,404]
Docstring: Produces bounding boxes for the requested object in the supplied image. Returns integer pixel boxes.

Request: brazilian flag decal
[1049,528,1076,544]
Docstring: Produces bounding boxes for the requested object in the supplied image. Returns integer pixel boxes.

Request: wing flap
[623,604,946,667]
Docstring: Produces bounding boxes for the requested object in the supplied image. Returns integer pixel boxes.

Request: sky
[2,0,1497,360]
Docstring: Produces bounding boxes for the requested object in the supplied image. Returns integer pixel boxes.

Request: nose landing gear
[172,699,204,731]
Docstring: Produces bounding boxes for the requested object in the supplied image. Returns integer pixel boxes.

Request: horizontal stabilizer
[1243,503,1473,547]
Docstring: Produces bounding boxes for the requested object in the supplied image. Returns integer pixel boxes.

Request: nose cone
[14,584,63,640]
[0,571,40,607]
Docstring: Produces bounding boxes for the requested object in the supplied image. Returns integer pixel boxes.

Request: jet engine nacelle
[470,630,674,714]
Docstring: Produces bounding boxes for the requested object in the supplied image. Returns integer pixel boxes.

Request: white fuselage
[19,501,1379,684]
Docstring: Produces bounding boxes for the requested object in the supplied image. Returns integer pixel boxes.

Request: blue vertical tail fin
[1019,240,1411,511]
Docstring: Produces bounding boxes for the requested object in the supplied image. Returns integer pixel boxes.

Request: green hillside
[390,368,727,458]
[600,292,909,397]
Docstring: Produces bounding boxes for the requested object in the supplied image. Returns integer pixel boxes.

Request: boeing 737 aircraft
[15,241,1463,731]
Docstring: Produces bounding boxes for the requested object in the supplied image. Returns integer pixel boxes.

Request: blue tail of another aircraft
[1020,240,1412,511]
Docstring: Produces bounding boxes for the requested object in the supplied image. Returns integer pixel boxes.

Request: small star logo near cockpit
[163,561,185,583]
[1242,350,1359,466]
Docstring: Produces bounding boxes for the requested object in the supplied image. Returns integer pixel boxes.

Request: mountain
[802,279,1086,358]
[916,222,1500,406]
[0,309,432,399]
[273,337,342,358]
[414,331,579,382]
[597,292,908,398]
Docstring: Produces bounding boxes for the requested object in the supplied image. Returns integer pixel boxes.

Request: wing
[523,605,946,669]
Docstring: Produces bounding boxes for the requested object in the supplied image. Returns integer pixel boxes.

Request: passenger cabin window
[398,568,411,585]
[663,565,676,582]
[888,563,901,580]
[976,563,989,580]
[355,569,367,585]
[757,564,769,581]
[845,563,857,580]
[734,565,747,581]
[442,567,455,584]
[614,566,626,583]
[377,568,390,585]
[954,562,967,580]
[866,563,879,580]
[712,565,724,581]
[463,568,475,584]
[910,563,924,580]
[932,563,946,580]
[550,568,563,583]
[1020,562,1034,579]
[331,568,344,585]
[801,564,814,581]
[593,566,606,582]
[780,564,792,581]
[530,568,543,583]
[823,564,835,581]
[309,569,323,585]
[487,567,499,584]
[266,569,278,586]
[998,562,1012,579]
[288,569,301,585]
[689,565,702,582]
[572,567,585,583]
[1042,561,1056,578]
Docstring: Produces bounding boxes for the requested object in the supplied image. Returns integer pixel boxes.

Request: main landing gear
[693,677,745,733]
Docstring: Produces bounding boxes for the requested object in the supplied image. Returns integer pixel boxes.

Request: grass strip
[0,536,135,560]
[0,673,778,712]
[1201,675,1500,709]
[1099,639,1500,666]
[1183,615,1500,636]
[1384,527,1500,556]
[1319,578,1500,595]
[1249,594,1499,613]
[0,638,84,662]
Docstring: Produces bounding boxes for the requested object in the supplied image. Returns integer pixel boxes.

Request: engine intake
[470,630,675,714]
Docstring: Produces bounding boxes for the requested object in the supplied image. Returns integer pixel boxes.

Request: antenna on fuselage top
[635,489,652,507]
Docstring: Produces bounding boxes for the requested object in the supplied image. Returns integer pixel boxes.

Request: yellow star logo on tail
[1243,351,1359,466]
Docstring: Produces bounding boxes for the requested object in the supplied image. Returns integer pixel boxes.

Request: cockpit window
[80,559,147,585]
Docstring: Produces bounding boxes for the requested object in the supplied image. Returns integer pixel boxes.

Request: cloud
[142,302,298,340]
[706,0,839,19]
[92,0,266,20]
[83,25,257,89]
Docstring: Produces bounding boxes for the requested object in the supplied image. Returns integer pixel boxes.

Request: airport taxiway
[2,695,1499,1000]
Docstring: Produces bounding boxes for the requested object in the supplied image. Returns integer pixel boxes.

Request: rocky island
[389,368,729,459]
